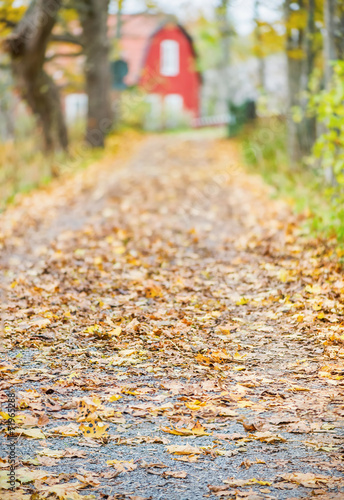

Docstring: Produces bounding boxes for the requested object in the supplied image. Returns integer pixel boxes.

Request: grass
[239,117,344,243]
[0,123,128,212]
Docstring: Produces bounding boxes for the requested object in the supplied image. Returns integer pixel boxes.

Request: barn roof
[108,13,199,86]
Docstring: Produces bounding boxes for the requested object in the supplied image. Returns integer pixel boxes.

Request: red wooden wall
[140,24,201,117]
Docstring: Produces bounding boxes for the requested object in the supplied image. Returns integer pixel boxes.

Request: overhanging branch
[0,18,17,29]
[50,33,83,47]
[46,50,84,62]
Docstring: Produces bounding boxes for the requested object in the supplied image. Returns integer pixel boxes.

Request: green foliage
[306,61,344,240]
[241,116,344,243]
[191,16,222,71]
[309,61,344,180]
[0,124,103,211]
[242,118,289,186]
[119,89,150,129]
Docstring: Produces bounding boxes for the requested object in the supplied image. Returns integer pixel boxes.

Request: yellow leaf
[145,285,163,298]
[236,297,249,306]
[14,428,46,439]
[109,394,122,402]
[0,490,30,500]
[185,400,208,411]
[16,467,54,484]
[39,482,90,500]
[161,422,211,437]
[233,352,246,360]
[251,478,272,486]
[192,421,211,436]
[114,246,126,254]
[79,421,109,439]
[166,445,202,455]
[0,471,16,490]
[282,472,330,488]
[224,477,272,487]
[106,459,137,472]
[253,432,286,444]
[109,326,122,337]
[288,386,310,392]
[50,424,80,436]
[38,448,66,459]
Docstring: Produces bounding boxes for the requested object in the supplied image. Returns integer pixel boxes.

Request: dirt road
[1,133,344,500]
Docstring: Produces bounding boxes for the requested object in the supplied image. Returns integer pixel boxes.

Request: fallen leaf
[163,470,187,479]
[79,421,109,438]
[166,444,202,455]
[106,460,137,473]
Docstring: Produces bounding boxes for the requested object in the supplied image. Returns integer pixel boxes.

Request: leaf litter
[1,135,344,499]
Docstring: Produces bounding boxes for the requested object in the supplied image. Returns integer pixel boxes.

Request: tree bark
[76,0,113,148]
[254,0,265,90]
[338,4,344,59]
[323,0,339,184]
[216,0,232,115]
[324,0,337,89]
[4,0,68,152]
[299,0,317,155]
[285,0,305,165]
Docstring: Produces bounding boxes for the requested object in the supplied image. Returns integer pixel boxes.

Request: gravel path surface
[1,133,344,500]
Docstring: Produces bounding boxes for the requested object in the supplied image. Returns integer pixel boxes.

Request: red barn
[109,14,201,128]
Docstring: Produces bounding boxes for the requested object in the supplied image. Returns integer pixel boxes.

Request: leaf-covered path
[1,133,344,500]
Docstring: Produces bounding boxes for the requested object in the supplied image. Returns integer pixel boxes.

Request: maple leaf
[39,482,94,499]
[161,421,211,436]
[79,421,109,438]
[236,297,249,306]
[252,432,287,443]
[163,470,187,479]
[50,424,80,436]
[38,448,66,459]
[106,459,138,473]
[166,444,202,455]
[14,428,46,439]
[0,491,31,500]
[108,394,122,402]
[282,472,331,488]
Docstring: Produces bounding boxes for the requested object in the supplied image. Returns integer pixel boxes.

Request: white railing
[192,114,234,128]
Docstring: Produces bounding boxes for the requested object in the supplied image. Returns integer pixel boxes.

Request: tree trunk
[338,4,344,59]
[77,0,113,148]
[323,0,339,184]
[337,3,344,61]
[216,0,232,117]
[5,0,68,152]
[324,0,337,89]
[254,0,265,90]
[299,0,317,155]
[285,0,305,165]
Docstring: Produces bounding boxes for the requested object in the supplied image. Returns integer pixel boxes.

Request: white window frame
[160,40,180,77]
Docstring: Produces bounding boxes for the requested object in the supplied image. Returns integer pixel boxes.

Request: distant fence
[193,101,257,136]
[192,114,232,128]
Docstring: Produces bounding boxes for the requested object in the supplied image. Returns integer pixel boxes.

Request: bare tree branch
[0,18,17,29]
[50,33,83,46]
[45,50,84,61]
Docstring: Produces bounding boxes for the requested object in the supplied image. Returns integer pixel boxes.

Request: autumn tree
[73,0,113,147]
[2,0,69,152]
[253,0,265,90]
[216,0,233,113]
[323,0,344,85]
[284,0,322,164]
